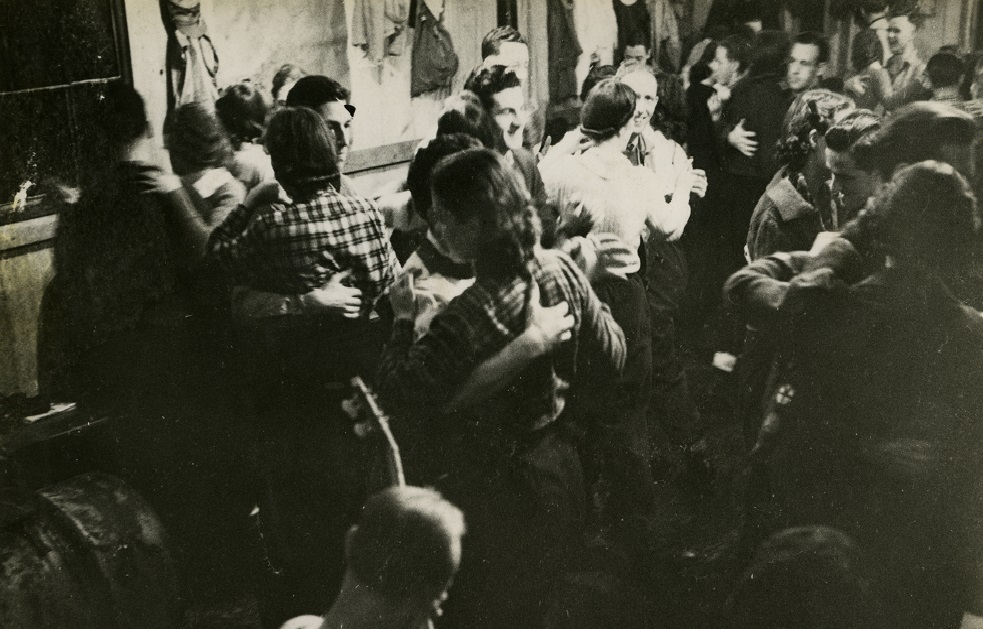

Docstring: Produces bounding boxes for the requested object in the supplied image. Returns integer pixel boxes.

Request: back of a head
[216,83,268,148]
[96,82,150,151]
[870,160,979,271]
[825,109,882,154]
[431,148,537,280]
[748,30,791,77]
[407,133,483,223]
[853,101,977,179]
[721,32,754,75]
[481,25,525,60]
[462,65,522,112]
[163,102,232,175]
[850,29,885,73]
[286,75,350,110]
[347,486,465,603]
[926,51,965,90]
[727,527,875,629]
[436,91,505,152]
[580,78,637,143]
[778,89,854,169]
[265,106,339,197]
[271,64,305,103]
[581,64,618,101]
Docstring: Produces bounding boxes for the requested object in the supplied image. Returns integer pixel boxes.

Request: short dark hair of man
[481,26,526,60]
[825,109,882,154]
[462,65,522,113]
[406,133,483,224]
[853,101,977,179]
[926,52,965,89]
[96,83,150,149]
[720,32,754,75]
[265,107,339,198]
[794,31,831,64]
[286,75,350,110]
[888,1,925,26]
[748,30,792,77]
[726,527,875,629]
[850,29,885,72]
[347,486,465,602]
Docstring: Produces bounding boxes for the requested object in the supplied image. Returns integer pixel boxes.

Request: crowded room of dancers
[4,0,983,627]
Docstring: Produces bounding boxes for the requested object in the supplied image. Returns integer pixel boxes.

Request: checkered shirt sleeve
[208,189,400,316]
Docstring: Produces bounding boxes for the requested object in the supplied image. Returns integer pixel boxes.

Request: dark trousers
[642,238,704,446]
[437,426,588,629]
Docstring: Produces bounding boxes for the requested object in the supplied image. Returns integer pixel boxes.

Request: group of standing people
[40,2,983,628]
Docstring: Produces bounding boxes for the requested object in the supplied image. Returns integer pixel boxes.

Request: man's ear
[818,62,829,79]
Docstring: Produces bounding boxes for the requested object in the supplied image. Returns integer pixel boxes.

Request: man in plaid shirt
[207,107,399,318]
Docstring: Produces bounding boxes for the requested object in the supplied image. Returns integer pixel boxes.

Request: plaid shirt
[208,188,400,316]
[377,248,626,436]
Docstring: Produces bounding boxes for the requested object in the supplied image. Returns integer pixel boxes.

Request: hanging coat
[351,0,410,66]
[411,0,459,97]
[548,0,582,104]
[648,0,682,73]
[160,0,218,110]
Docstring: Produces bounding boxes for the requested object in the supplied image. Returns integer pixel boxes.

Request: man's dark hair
[850,29,885,72]
[748,30,791,77]
[406,133,483,223]
[97,82,150,148]
[348,486,465,602]
[265,107,339,198]
[720,32,754,74]
[285,75,350,110]
[463,65,522,112]
[481,26,526,59]
[888,1,925,26]
[432,148,537,281]
[794,31,830,64]
[726,527,875,629]
[926,52,965,90]
[853,102,977,179]
[825,109,882,153]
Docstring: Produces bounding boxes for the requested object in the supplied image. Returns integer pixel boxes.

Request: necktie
[626,132,646,166]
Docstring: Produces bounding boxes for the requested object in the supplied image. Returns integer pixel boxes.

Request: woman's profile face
[620,72,659,132]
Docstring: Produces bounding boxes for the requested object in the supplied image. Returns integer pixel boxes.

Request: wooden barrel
[0,472,183,629]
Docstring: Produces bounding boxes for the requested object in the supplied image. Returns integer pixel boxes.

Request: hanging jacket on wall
[160,0,218,111]
[351,0,410,66]
[411,0,458,97]
[548,0,582,104]
[648,0,681,73]
[613,0,651,65]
